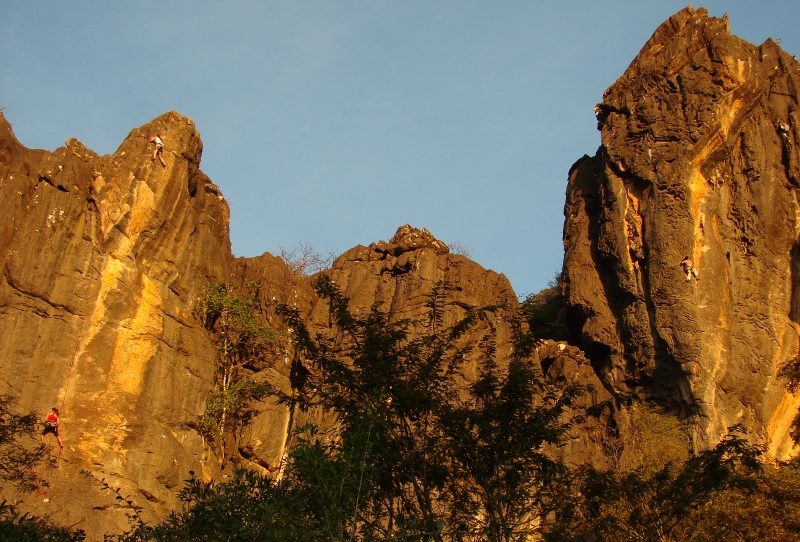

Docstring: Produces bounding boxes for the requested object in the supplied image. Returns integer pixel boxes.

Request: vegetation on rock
[113,279,800,541]
[551,431,766,541]
[600,400,689,474]
[0,394,53,493]
[192,282,283,465]
[778,356,800,444]
[0,501,85,542]
[520,274,568,342]
[279,242,337,275]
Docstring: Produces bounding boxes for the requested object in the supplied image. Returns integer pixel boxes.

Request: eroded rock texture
[563,7,800,457]
[0,110,534,536]
[232,225,546,470]
[4,7,800,537]
[0,111,232,534]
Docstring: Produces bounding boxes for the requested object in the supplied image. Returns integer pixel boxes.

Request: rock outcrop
[0,110,531,536]
[231,225,540,466]
[4,6,800,537]
[0,111,232,534]
[563,6,800,457]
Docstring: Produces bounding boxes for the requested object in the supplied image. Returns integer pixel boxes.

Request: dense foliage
[192,282,283,464]
[778,355,800,444]
[519,275,568,342]
[112,278,800,541]
[551,431,765,541]
[0,501,85,542]
[274,278,585,542]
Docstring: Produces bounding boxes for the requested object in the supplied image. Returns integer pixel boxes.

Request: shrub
[520,273,568,342]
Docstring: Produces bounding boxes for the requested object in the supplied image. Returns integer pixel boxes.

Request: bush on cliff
[119,279,798,541]
[274,277,585,541]
[520,274,568,342]
[0,501,85,542]
[549,430,765,541]
[673,456,800,541]
[193,282,284,466]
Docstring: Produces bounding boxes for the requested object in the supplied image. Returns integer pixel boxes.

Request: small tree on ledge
[192,281,282,465]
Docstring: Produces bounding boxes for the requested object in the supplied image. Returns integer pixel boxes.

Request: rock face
[4,7,800,536]
[232,224,544,468]
[0,110,530,536]
[0,111,232,534]
[563,7,800,457]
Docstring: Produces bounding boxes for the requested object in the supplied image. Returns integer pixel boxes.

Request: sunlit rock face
[0,108,541,536]
[562,7,800,458]
[232,224,548,467]
[0,111,232,535]
[5,6,800,537]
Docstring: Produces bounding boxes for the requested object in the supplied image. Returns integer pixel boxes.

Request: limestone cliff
[563,6,800,458]
[0,111,231,534]
[4,7,800,537]
[0,111,534,536]
[231,225,603,471]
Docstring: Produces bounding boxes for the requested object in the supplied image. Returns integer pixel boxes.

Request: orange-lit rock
[563,7,800,457]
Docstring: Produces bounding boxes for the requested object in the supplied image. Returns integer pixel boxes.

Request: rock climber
[778,121,792,143]
[594,103,610,129]
[40,406,63,450]
[148,134,166,167]
[679,256,699,283]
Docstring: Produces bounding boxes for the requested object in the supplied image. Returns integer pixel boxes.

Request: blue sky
[3,2,799,297]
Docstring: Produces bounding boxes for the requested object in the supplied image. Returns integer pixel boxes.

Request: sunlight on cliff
[767,391,800,459]
[109,273,162,395]
[128,181,156,241]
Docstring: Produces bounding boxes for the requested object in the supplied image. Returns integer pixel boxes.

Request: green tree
[116,469,293,542]
[674,457,800,541]
[0,501,85,542]
[278,277,584,542]
[551,430,764,542]
[192,282,282,465]
[277,278,459,541]
[520,273,568,342]
[441,356,583,542]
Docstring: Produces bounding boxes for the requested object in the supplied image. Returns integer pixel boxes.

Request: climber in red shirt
[40,407,63,450]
